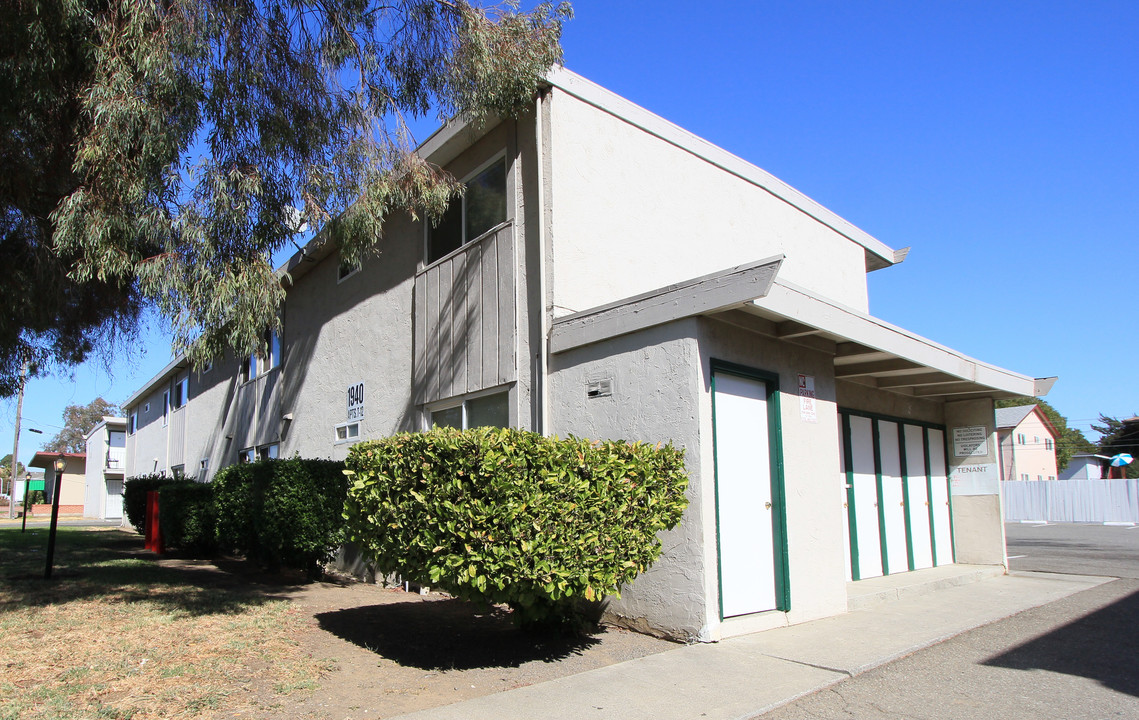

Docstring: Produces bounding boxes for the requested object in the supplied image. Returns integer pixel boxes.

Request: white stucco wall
[696,318,849,637]
[548,319,707,641]
[128,386,170,476]
[545,90,872,317]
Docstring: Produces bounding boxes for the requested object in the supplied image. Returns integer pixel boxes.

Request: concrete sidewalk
[392,568,1113,720]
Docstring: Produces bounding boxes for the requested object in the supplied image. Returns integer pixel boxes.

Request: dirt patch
[268,576,679,719]
[0,528,677,719]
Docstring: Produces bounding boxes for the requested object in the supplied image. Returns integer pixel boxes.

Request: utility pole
[8,361,26,520]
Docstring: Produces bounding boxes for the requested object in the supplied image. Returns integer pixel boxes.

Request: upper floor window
[1045,438,1054,451]
[162,391,170,427]
[172,376,188,409]
[427,156,507,265]
[128,411,137,435]
[1017,433,1026,445]
[240,329,281,383]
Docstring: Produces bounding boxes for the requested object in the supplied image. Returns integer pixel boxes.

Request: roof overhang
[551,263,1053,403]
[123,356,190,410]
[29,452,86,469]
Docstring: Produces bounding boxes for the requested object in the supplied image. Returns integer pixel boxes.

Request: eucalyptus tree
[0,0,571,395]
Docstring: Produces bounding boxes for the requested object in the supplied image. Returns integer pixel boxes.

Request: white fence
[1002,479,1139,523]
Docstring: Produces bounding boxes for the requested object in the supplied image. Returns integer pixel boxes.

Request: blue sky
[3,0,1136,466]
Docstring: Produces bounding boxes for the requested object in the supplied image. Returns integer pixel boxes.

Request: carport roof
[550,262,1053,403]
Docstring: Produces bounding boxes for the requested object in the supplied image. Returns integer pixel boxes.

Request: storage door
[903,425,934,569]
[105,479,124,519]
[878,421,909,575]
[714,371,785,617]
[847,415,883,579]
[928,429,954,565]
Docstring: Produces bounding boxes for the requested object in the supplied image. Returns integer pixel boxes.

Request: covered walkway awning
[550,258,1054,402]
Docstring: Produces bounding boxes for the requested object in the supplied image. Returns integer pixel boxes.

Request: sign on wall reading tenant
[952,425,988,458]
[347,381,365,421]
[951,463,1000,496]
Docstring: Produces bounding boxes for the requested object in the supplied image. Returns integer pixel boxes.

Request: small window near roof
[338,254,360,282]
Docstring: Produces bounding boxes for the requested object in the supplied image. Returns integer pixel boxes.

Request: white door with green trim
[903,425,934,569]
[714,372,779,617]
[848,415,883,579]
[928,430,954,565]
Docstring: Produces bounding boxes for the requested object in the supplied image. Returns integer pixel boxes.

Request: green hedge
[344,427,688,626]
[158,481,217,554]
[123,474,183,532]
[213,458,348,575]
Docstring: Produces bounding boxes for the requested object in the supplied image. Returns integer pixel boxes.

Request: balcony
[105,447,126,474]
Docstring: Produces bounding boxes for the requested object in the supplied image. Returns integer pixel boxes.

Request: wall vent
[587,378,613,399]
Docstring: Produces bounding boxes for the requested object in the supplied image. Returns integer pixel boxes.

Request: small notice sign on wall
[798,374,817,423]
[952,425,988,457]
[347,381,365,421]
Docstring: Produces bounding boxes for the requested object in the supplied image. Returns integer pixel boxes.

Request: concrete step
[847,563,1006,611]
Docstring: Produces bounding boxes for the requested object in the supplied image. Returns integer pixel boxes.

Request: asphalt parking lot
[1006,520,1139,579]
[760,523,1139,719]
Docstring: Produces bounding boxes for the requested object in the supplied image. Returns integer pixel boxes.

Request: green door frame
[840,408,954,579]
[710,359,791,615]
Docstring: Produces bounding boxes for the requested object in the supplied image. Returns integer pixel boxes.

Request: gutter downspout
[535,89,551,435]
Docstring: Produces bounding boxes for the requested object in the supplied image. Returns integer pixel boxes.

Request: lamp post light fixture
[44,453,66,580]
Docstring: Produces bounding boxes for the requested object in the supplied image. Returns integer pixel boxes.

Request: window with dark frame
[427,158,507,265]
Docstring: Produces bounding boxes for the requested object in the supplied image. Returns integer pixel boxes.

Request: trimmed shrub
[158,481,217,554]
[344,427,689,627]
[123,474,182,532]
[213,458,348,575]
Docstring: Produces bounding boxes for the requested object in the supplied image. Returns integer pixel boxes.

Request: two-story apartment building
[122,68,1053,642]
[83,416,127,520]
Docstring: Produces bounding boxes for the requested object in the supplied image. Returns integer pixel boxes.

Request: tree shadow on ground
[315,598,601,671]
[982,585,1139,697]
[0,527,305,617]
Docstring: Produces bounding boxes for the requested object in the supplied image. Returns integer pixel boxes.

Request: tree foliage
[1,454,26,496]
[43,396,121,453]
[994,397,1094,471]
[1092,414,1139,479]
[1,0,571,395]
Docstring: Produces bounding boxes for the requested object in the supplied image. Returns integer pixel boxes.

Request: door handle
[765,502,772,509]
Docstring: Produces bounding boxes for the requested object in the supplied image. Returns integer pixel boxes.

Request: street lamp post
[44,454,66,580]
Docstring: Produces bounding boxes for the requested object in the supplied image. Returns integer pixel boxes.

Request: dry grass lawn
[0,527,331,719]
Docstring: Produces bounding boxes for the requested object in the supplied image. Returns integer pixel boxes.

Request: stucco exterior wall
[696,318,849,635]
[545,89,871,317]
[548,319,706,641]
[128,386,170,476]
[84,430,106,517]
[945,399,1005,566]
